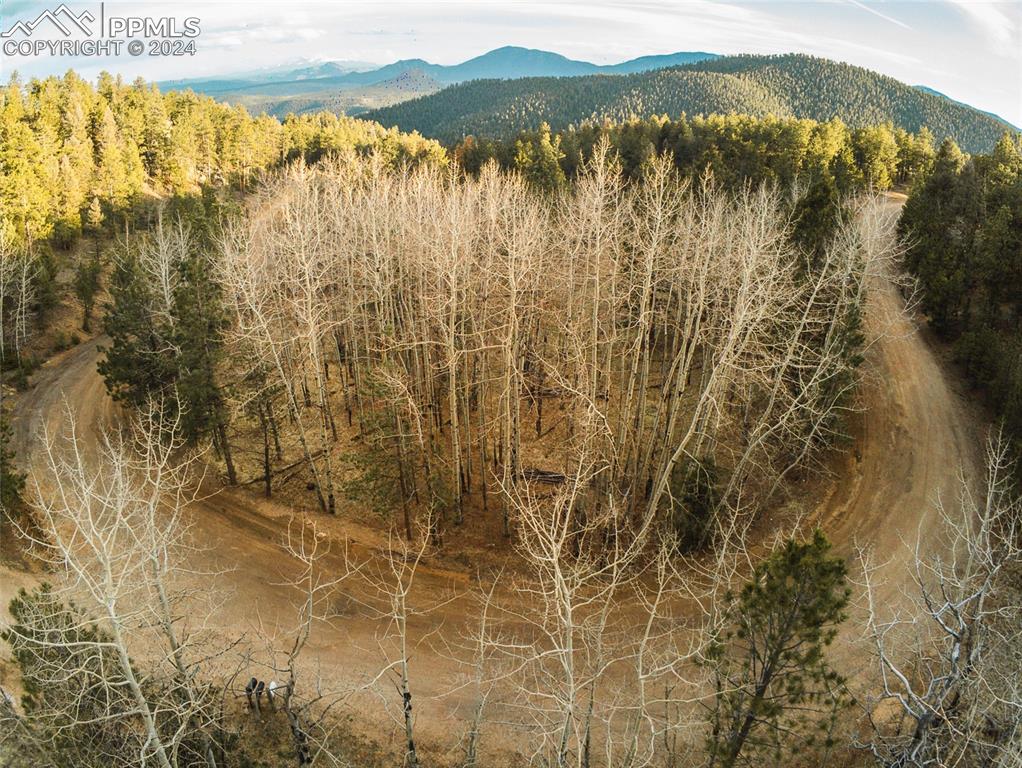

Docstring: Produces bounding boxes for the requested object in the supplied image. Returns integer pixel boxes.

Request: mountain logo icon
[1,4,96,38]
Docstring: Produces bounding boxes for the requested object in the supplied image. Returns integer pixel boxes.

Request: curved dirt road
[815,281,981,566]
[810,197,982,574]
[5,335,477,750]
[4,203,984,750]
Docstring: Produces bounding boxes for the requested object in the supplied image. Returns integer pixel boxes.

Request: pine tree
[903,132,1022,462]
[0,76,53,244]
[852,124,899,190]
[98,247,177,411]
[72,247,102,332]
[791,172,843,264]
[900,139,969,334]
[0,409,24,514]
[707,530,851,767]
[171,200,237,483]
[90,101,131,208]
[894,126,935,184]
[98,199,238,483]
[514,122,566,192]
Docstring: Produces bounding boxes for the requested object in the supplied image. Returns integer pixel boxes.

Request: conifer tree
[0,410,24,515]
[73,248,102,332]
[902,131,1022,458]
[707,530,851,768]
[98,246,177,411]
[90,102,131,208]
[172,202,237,483]
[0,76,52,244]
[514,122,566,192]
[900,138,969,334]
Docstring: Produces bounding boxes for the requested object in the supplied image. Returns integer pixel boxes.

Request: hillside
[222,69,444,118]
[366,53,1017,152]
[157,46,719,117]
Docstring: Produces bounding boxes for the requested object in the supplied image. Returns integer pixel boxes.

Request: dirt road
[5,335,478,753]
[810,196,982,573]
[814,281,981,566]
[3,200,984,753]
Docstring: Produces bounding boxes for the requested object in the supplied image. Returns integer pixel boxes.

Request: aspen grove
[216,143,889,545]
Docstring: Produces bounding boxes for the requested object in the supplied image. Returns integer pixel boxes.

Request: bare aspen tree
[724,192,898,507]
[611,537,722,768]
[218,166,339,513]
[265,515,360,766]
[862,432,1022,767]
[422,167,477,524]
[130,406,222,768]
[484,162,547,535]
[135,209,189,339]
[458,572,503,768]
[368,360,434,540]
[360,515,444,768]
[496,428,652,766]
[495,489,725,766]
[0,229,37,362]
[11,406,222,768]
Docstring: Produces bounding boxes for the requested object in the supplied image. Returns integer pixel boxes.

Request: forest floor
[1,194,988,763]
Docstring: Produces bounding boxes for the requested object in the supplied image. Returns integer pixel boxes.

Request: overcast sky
[1,0,1020,126]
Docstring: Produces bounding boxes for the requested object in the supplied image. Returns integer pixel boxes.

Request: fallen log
[521,467,568,485]
[238,449,326,487]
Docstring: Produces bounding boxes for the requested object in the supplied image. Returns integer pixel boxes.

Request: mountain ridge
[156,46,720,101]
[364,53,1017,153]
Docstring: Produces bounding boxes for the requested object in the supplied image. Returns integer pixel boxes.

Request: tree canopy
[0,70,446,249]
[901,132,1022,461]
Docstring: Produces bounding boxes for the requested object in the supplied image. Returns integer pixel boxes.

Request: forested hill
[365,54,1016,153]
[0,71,445,249]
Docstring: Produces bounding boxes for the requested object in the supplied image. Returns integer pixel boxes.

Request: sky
[1,0,1020,126]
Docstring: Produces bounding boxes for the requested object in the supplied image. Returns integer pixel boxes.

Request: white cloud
[843,0,912,30]
[945,0,1018,54]
[1,0,1018,126]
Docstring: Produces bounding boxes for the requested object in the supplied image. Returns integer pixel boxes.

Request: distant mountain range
[187,68,447,120]
[157,48,1016,154]
[157,46,719,117]
[364,54,1018,153]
